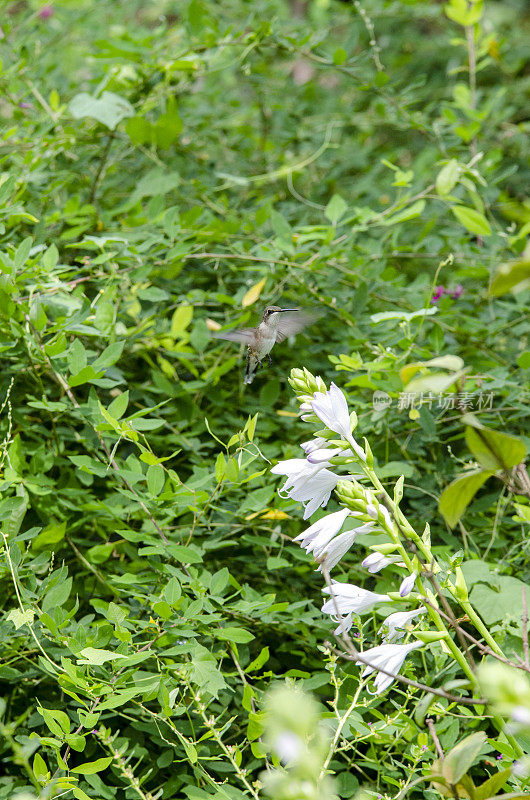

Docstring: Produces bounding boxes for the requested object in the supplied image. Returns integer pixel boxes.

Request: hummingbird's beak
[278,308,298,312]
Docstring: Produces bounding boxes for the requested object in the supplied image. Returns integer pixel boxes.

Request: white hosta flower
[333,613,353,635]
[311,383,354,439]
[361,552,398,574]
[306,447,343,464]
[322,580,390,617]
[300,437,327,455]
[271,458,339,519]
[315,523,374,571]
[357,640,423,694]
[379,607,426,642]
[399,572,418,597]
[294,508,351,552]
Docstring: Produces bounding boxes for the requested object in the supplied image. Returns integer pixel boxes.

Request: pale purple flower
[306,447,343,464]
[362,552,397,574]
[311,382,352,439]
[379,607,426,642]
[357,640,423,694]
[294,508,351,552]
[451,284,464,299]
[315,523,374,572]
[38,5,54,18]
[431,285,445,304]
[273,732,303,764]
[19,101,32,109]
[399,572,417,597]
[322,581,390,617]
[271,458,339,519]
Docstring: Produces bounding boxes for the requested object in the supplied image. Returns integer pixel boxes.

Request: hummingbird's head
[263,305,298,320]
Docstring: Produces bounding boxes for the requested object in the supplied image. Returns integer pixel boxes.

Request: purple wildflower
[451,284,464,299]
[19,102,32,109]
[431,285,445,304]
[38,5,54,19]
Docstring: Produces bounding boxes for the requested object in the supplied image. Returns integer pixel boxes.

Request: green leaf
[439,469,493,528]
[77,647,127,666]
[92,340,124,369]
[107,391,129,420]
[247,646,270,672]
[442,732,486,783]
[6,608,35,629]
[214,627,254,643]
[69,91,134,130]
[33,521,66,551]
[381,199,425,226]
[42,576,72,612]
[451,205,491,236]
[475,767,511,800]
[171,304,194,335]
[163,577,181,604]
[404,368,467,395]
[490,260,530,296]
[436,159,460,195]
[71,756,113,774]
[147,463,165,496]
[325,194,348,225]
[465,426,527,471]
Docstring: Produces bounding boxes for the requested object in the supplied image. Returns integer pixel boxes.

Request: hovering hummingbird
[213,306,321,385]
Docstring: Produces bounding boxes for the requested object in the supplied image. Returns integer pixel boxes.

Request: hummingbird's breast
[255,322,277,357]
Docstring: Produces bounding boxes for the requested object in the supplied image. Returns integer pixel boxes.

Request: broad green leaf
[7,608,35,629]
[163,577,181,604]
[404,368,467,395]
[242,278,266,308]
[171,304,193,335]
[33,521,66,551]
[465,426,527,471]
[42,576,72,612]
[436,159,459,195]
[451,205,491,236]
[214,627,254,643]
[71,756,113,774]
[475,767,511,800]
[147,463,165,496]
[442,732,486,783]
[92,340,124,369]
[69,91,134,129]
[77,648,127,666]
[107,391,129,420]
[371,307,437,324]
[490,260,530,296]
[325,194,348,225]
[439,469,492,528]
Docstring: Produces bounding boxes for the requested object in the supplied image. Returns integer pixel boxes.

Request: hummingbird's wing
[212,328,255,345]
[275,309,323,343]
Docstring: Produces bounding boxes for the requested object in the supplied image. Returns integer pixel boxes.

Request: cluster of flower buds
[270,369,431,695]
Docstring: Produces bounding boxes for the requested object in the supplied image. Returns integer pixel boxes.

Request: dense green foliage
[0,0,529,798]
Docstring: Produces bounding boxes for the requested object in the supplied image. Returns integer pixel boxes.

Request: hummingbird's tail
[244,353,258,385]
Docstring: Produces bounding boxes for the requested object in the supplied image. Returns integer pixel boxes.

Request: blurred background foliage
[0,0,529,797]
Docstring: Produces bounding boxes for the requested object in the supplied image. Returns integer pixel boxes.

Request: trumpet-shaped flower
[315,523,374,572]
[300,437,327,455]
[271,458,339,519]
[357,640,423,694]
[379,607,426,642]
[294,508,351,552]
[322,580,390,617]
[311,383,352,439]
[399,572,418,597]
[361,552,398,574]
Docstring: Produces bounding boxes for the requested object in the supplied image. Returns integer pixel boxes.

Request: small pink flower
[38,5,54,19]
[451,284,463,299]
[431,285,445,304]
[19,102,32,109]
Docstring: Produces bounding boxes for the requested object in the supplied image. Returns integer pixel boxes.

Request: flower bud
[454,566,468,601]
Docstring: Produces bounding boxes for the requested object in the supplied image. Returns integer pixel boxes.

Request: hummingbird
[213,305,321,384]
